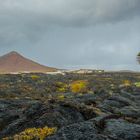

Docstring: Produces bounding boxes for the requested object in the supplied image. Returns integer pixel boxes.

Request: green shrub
[31,75,40,80]
[55,82,68,93]
[134,82,140,87]
[3,126,57,140]
[70,80,88,93]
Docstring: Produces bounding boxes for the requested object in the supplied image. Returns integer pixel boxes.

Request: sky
[0,0,140,71]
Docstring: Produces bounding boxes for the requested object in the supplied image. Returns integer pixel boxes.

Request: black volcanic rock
[0,73,140,139]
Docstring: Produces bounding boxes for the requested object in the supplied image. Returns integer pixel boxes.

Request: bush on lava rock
[3,126,57,140]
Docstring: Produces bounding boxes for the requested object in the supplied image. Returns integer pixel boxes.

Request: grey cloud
[0,0,140,70]
[0,0,140,26]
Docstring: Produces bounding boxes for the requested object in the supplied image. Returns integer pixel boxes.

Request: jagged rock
[46,121,110,140]
[119,106,140,118]
[104,119,140,140]
[0,73,140,139]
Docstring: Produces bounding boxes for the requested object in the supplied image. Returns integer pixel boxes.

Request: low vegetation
[123,80,131,87]
[70,80,89,93]
[134,82,140,87]
[55,82,68,93]
[3,126,57,140]
[31,75,40,80]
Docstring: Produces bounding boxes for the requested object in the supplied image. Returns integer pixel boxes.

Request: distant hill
[0,51,57,73]
[119,70,135,73]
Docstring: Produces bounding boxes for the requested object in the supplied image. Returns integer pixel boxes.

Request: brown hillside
[0,51,57,73]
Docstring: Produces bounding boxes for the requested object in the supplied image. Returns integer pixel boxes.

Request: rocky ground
[0,72,140,140]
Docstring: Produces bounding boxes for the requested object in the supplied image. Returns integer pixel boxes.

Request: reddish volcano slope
[0,51,57,73]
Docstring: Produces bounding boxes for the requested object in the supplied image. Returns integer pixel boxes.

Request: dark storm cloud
[0,0,140,70]
[0,0,140,44]
[1,0,140,26]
